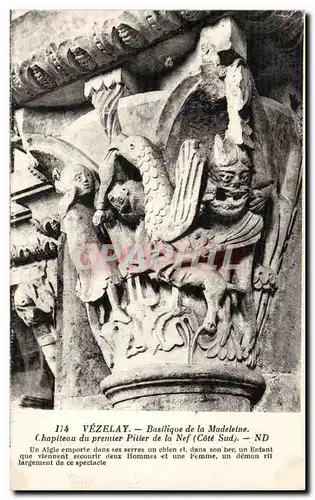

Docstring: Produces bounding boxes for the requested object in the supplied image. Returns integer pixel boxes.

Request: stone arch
[155,74,202,149]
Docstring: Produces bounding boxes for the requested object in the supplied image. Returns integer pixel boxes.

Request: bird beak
[110,133,128,152]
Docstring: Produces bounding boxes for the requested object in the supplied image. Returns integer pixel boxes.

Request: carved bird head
[118,135,157,168]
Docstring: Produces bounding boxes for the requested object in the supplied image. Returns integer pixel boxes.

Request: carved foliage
[11,214,60,268]
[84,69,138,143]
[12,11,303,106]
[32,217,61,240]
[12,11,183,105]
[28,64,57,90]
[10,232,58,267]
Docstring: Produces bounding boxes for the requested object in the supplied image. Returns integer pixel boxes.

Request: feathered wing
[213,212,263,250]
[162,140,205,242]
[188,212,263,253]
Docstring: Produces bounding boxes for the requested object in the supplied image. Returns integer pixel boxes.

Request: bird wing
[162,140,205,242]
[198,212,263,251]
[218,212,263,249]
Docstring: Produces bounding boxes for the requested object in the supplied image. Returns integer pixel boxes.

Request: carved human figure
[196,136,264,360]
[14,283,57,375]
[91,150,158,363]
[53,163,130,326]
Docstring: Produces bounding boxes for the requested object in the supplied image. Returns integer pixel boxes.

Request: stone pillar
[55,237,111,409]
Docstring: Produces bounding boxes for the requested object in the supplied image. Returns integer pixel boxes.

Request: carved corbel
[109,11,155,51]
[13,282,57,377]
[84,68,139,143]
[53,38,96,79]
[68,37,99,73]
[88,21,117,64]
[11,11,303,107]
[17,58,58,94]
[11,59,57,104]
[45,36,108,87]
[45,43,74,83]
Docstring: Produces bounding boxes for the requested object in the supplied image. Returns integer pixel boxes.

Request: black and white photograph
[9,9,305,490]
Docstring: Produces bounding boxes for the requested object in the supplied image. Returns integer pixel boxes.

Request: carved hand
[93,209,106,227]
[253,265,277,292]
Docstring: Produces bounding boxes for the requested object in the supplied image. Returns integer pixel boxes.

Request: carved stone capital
[91,16,302,411]
[11,11,303,413]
